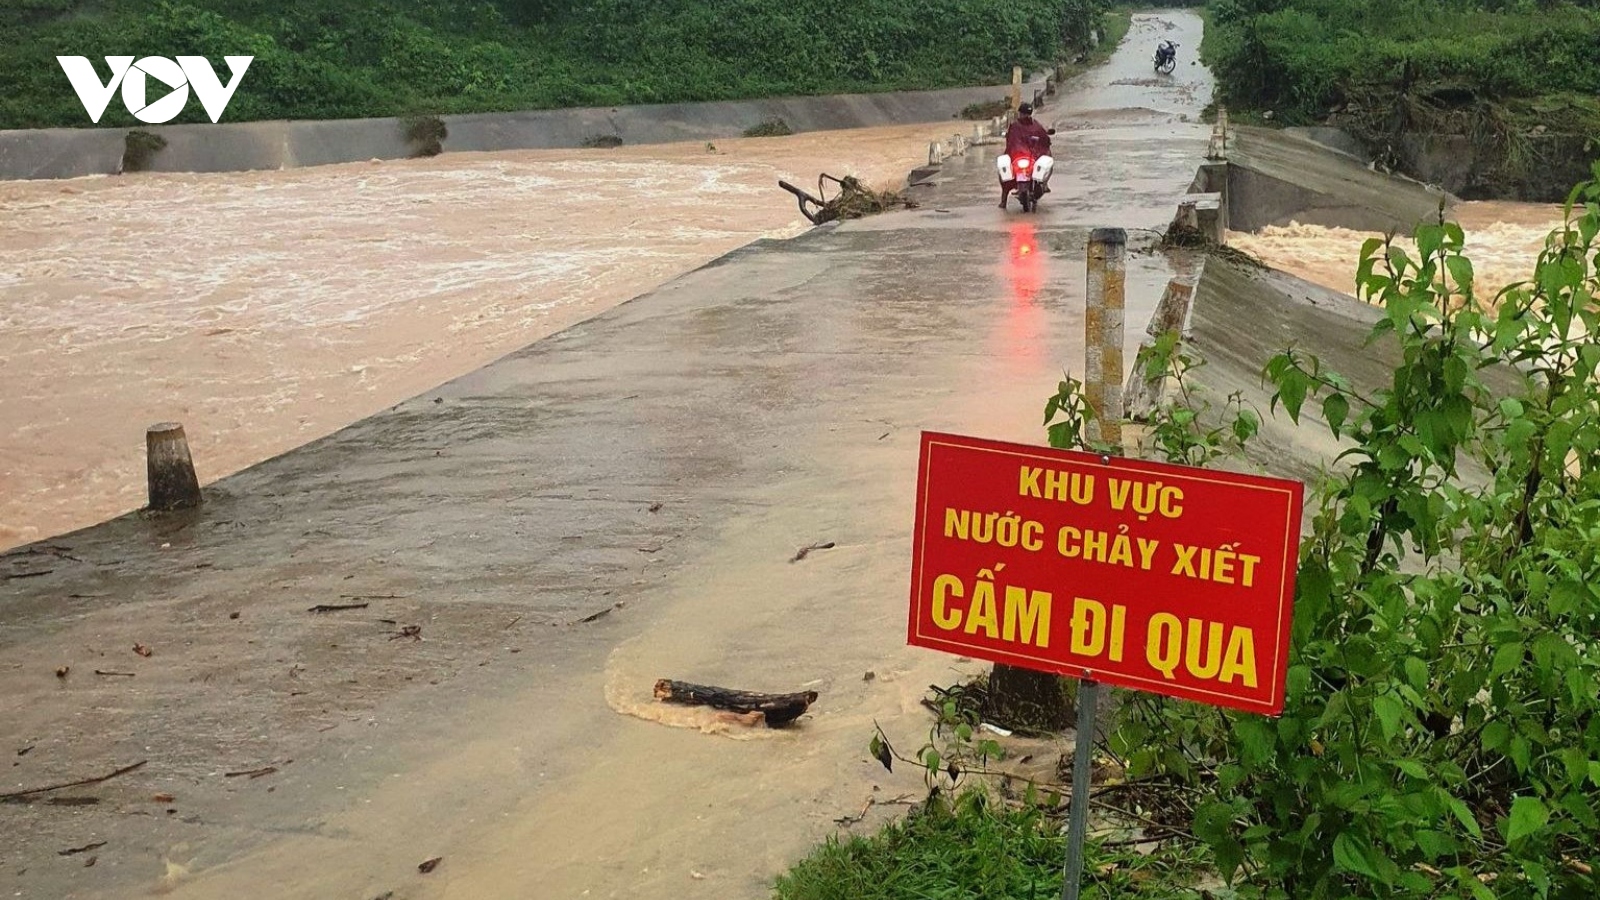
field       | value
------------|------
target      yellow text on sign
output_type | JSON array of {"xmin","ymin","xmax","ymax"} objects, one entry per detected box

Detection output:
[
  {"xmin": 1145, "ymin": 614, "xmax": 1258, "ymax": 687},
  {"xmin": 928, "ymin": 570, "xmax": 1128, "ymax": 660}
]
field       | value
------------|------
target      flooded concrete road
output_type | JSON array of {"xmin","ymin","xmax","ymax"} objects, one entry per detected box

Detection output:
[{"xmin": 1, "ymin": 11, "xmax": 1209, "ymax": 900}]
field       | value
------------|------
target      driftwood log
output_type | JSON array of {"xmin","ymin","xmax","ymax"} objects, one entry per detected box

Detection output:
[
  {"xmin": 653, "ymin": 679, "xmax": 818, "ymax": 728},
  {"xmin": 778, "ymin": 173, "xmax": 916, "ymax": 226}
]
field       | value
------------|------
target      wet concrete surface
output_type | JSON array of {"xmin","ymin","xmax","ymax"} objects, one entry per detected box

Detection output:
[
  {"xmin": 1227, "ymin": 126, "xmax": 1454, "ymax": 233},
  {"xmin": 1, "ymin": 11, "xmax": 1211, "ymax": 899},
  {"xmin": 1175, "ymin": 254, "xmax": 1518, "ymax": 526}
]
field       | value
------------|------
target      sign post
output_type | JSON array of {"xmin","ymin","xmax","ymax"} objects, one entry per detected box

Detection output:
[
  {"xmin": 907, "ymin": 434, "xmax": 1304, "ymax": 892},
  {"xmin": 1063, "ymin": 226, "xmax": 1126, "ymax": 900},
  {"xmin": 1061, "ymin": 676, "xmax": 1097, "ymax": 900},
  {"xmin": 908, "ymin": 226, "xmax": 1302, "ymax": 897}
]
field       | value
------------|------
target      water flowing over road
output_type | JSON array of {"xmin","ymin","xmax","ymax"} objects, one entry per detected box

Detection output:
[
  {"xmin": 0, "ymin": 124, "xmax": 967, "ymax": 552},
  {"xmin": 0, "ymin": 10, "xmax": 1568, "ymax": 900}
]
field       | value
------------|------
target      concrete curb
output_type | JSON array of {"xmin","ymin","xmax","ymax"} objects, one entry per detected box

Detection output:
[
  {"xmin": 0, "ymin": 74, "xmax": 1051, "ymax": 182},
  {"xmin": 1122, "ymin": 104, "xmax": 1481, "ymax": 440}
]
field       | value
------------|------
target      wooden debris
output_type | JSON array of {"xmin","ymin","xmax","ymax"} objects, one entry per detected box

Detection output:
[
  {"xmin": 224, "ymin": 765, "xmax": 279, "ymax": 779},
  {"xmin": 308, "ymin": 603, "xmax": 369, "ymax": 613},
  {"xmin": 576, "ymin": 602, "xmax": 624, "ymax": 625},
  {"xmin": 778, "ymin": 174, "xmax": 917, "ymax": 225},
  {"xmin": 418, "ymin": 857, "xmax": 442, "ymax": 874},
  {"xmin": 653, "ymin": 679, "xmax": 818, "ymax": 728},
  {"xmin": 4, "ymin": 568, "xmax": 54, "ymax": 580},
  {"xmin": 0, "ymin": 760, "xmax": 147, "ymax": 803},
  {"xmin": 790, "ymin": 541, "xmax": 836, "ymax": 563},
  {"xmin": 59, "ymin": 841, "xmax": 106, "ymax": 857}
]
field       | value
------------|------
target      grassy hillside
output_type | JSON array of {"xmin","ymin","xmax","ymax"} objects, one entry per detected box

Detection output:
[
  {"xmin": 0, "ymin": 0, "xmax": 1109, "ymax": 129},
  {"xmin": 1202, "ymin": 0, "xmax": 1600, "ymax": 198}
]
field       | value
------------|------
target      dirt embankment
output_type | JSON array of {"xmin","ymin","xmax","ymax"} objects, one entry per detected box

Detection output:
[{"xmin": 1327, "ymin": 90, "xmax": 1599, "ymax": 202}]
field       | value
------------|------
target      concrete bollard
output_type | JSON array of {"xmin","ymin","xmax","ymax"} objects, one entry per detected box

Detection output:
[
  {"xmin": 1125, "ymin": 279, "xmax": 1197, "ymax": 422},
  {"xmin": 1084, "ymin": 229, "xmax": 1127, "ymax": 450},
  {"xmin": 974, "ymin": 123, "xmax": 985, "ymax": 143},
  {"xmin": 146, "ymin": 422, "xmax": 202, "ymax": 511},
  {"xmin": 929, "ymin": 142, "xmax": 939, "ymax": 165}
]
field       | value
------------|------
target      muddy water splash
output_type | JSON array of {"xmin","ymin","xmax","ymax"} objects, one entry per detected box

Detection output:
[
  {"xmin": 1229, "ymin": 201, "xmax": 1571, "ymax": 302},
  {"xmin": 0, "ymin": 123, "xmax": 959, "ymax": 550}
]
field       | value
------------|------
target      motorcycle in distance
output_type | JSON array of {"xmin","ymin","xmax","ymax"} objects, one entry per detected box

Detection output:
[
  {"xmin": 1000, "ymin": 129, "xmax": 1056, "ymax": 214},
  {"xmin": 1155, "ymin": 39, "xmax": 1178, "ymax": 74}
]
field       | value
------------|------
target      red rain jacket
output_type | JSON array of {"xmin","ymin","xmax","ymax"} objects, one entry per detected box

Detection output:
[{"xmin": 1005, "ymin": 118, "xmax": 1052, "ymax": 158}]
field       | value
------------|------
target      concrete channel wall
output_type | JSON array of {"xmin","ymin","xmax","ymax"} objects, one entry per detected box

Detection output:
[
  {"xmin": 0, "ymin": 74, "xmax": 1058, "ymax": 182},
  {"xmin": 1125, "ymin": 111, "xmax": 1462, "ymax": 447}
]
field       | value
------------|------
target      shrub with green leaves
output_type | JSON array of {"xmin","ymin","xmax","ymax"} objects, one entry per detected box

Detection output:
[
  {"xmin": 1203, "ymin": 0, "xmax": 1600, "ymax": 125},
  {"xmin": 1108, "ymin": 166, "xmax": 1600, "ymax": 898}
]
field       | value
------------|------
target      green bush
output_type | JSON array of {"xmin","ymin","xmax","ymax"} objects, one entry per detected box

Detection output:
[
  {"xmin": 1205, "ymin": 0, "xmax": 1600, "ymax": 124},
  {"xmin": 121, "ymin": 129, "xmax": 167, "ymax": 171},
  {"xmin": 743, "ymin": 117, "xmax": 794, "ymax": 138},
  {"xmin": 1099, "ymin": 168, "xmax": 1600, "ymax": 898}
]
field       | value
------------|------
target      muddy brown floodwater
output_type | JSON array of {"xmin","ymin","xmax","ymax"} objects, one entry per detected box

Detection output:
[
  {"xmin": 0, "ymin": 122, "xmax": 960, "ymax": 551},
  {"xmin": 1229, "ymin": 201, "xmax": 1572, "ymax": 304}
]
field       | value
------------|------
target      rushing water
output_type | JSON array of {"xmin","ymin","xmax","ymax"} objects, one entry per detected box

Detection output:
[
  {"xmin": 1228, "ymin": 201, "xmax": 1572, "ymax": 304},
  {"xmin": 0, "ymin": 123, "xmax": 963, "ymax": 550}
]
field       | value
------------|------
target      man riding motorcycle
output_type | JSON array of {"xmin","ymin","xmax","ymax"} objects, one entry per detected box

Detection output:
[
  {"xmin": 1155, "ymin": 39, "xmax": 1178, "ymax": 72},
  {"xmin": 996, "ymin": 103, "xmax": 1054, "ymax": 209}
]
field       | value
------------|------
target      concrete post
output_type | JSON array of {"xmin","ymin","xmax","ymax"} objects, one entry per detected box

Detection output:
[
  {"xmin": 146, "ymin": 422, "xmax": 202, "ymax": 510},
  {"xmin": 929, "ymin": 142, "xmax": 940, "ymax": 165},
  {"xmin": 1084, "ymin": 229, "xmax": 1126, "ymax": 449},
  {"xmin": 1011, "ymin": 66, "xmax": 1023, "ymax": 111},
  {"xmin": 974, "ymin": 123, "xmax": 985, "ymax": 143}
]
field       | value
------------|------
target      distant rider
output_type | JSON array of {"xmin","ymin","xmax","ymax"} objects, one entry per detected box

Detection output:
[
  {"xmin": 996, "ymin": 103, "xmax": 1054, "ymax": 209},
  {"xmin": 1157, "ymin": 39, "xmax": 1176, "ymax": 65}
]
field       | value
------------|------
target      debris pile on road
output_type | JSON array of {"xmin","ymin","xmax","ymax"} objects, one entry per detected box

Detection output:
[{"xmin": 778, "ymin": 174, "xmax": 918, "ymax": 225}]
